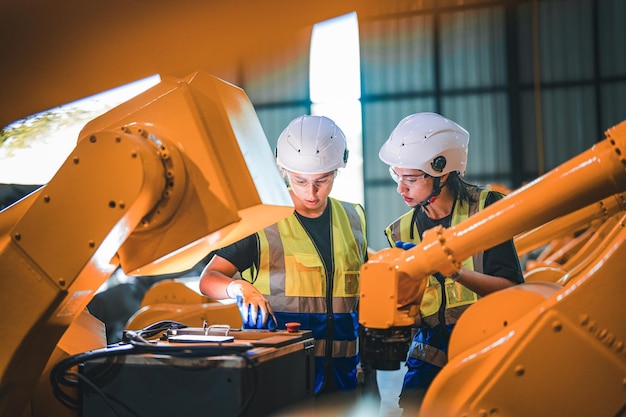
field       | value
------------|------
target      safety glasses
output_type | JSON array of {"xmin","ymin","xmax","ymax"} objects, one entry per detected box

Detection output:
[
  {"xmin": 287, "ymin": 171, "xmax": 336, "ymax": 189},
  {"xmin": 389, "ymin": 167, "xmax": 429, "ymax": 187}
]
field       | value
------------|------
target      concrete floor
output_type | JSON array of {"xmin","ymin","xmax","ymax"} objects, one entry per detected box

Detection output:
[{"xmin": 270, "ymin": 364, "xmax": 411, "ymax": 417}]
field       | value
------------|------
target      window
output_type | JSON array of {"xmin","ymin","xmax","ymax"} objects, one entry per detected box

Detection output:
[
  {"xmin": 310, "ymin": 12, "xmax": 363, "ymax": 206},
  {"xmin": 0, "ymin": 75, "xmax": 160, "ymax": 184}
]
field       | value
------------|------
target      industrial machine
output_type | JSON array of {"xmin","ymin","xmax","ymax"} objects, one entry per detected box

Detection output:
[
  {"xmin": 53, "ymin": 325, "xmax": 315, "ymax": 417},
  {"xmin": 515, "ymin": 192, "xmax": 626, "ymax": 282},
  {"xmin": 124, "ymin": 279, "xmax": 242, "ymax": 331},
  {"xmin": 0, "ymin": 71, "xmax": 299, "ymax": 417},
  {"xmin": 359, "ymin": 121, "xmax": 626, "ymax": 416}
]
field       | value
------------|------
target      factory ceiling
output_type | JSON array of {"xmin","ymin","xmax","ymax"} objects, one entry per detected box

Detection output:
[{"xmin": 0, "ymin": 0, "xmax": 382, "ymax": 128}]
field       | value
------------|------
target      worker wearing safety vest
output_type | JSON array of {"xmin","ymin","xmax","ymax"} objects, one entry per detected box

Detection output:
[
  {"xmin": 199, "ymin": 115, "xmax": 369, "ymax": 396},
  {"xmin": 378, "ymin": 112, "xmax": 524, "ymax": 411}
]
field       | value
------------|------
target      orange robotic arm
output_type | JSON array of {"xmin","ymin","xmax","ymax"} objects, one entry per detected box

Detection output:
[
  {"xmin": 361, "ymin": 121, "xmax": 626, "ymax": 332},
  {"xmin": 514, "ymin": 192, "xmax": 626, "ymax": 258},
  {"xmin": 0, "ymin": 71, "xmax": 293, "ymax": 417},
  {"xmin": 359, "ymin": 120, "xmax": 626, "ymax": 416}
]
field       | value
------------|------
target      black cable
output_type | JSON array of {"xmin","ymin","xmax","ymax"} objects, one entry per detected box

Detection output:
[
  {"xmin": 50, "ymin": 343, "xmax": 135, "ymax": 410},
  {"xmin": 50, "ymin": 320, "xmax": 259, "ymax": 417},
  {"xmin": 69, "ymin": 371, "xmax": 139, "ymax": 417},
  {"xmin": 121, "ymin": 319, "xmax": 188, "ymax": 342}
]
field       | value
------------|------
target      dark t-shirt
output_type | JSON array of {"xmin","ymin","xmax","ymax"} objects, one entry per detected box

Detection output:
[
  {"xmin": 213, "ymin": 203, "xmax": 334, "ymax": 281},
  {"xmin": 415, "ymin": 191, "xmax": 524, "ymax": 284}
]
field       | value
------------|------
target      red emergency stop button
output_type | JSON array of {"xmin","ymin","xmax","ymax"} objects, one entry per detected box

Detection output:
[{"xmin": 285, "ymin": 322, "xmax": 301, "ymax": 333}]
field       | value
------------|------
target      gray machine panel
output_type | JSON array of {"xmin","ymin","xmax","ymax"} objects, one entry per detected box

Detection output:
[{"xmin": 79, "ymin": 329, "xmax": 315, "ymax": 417}]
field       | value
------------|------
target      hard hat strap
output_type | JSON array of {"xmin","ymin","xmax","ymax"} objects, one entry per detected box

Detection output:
[{"xmin": 409, "ymin": 176, "xmax": 445, "ymax": 239}]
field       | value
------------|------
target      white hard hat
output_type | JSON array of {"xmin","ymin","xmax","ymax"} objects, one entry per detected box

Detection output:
[
  {"xmin": 276, "ymin": 115, "xmax": 348, "ymax": 174},
  {"xmin": 379, "ymin": 112, "xmax": 469, "ymax": 176}
]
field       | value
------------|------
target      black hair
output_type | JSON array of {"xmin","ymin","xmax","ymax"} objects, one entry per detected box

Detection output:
[{"xmin": 444, "ymin": 171, "xmax": 478, "ymax": 205}]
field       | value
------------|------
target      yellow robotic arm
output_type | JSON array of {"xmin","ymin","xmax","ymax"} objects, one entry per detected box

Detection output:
[
  {"xmin": 514, "ymin": 192, "xmax": 626, "ymax": 258},
  {"xmin": 0, "ymin": 71, "xmax": 294, "ymax": 417},
  {"xmin": 360, "ymin": 120, "xmax": 626, "ymax": 332},
  {"xmin": 359, "ymin": 120, "xmax": 626, "ymax": 416}
]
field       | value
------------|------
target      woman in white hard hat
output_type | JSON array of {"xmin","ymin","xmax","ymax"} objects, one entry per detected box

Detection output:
[
  {"xmin": 199, "ymin": 115, "xmax": 369, "ymax": 397},
  {"xmin": 378, "ymin": 112, "xmax": 524, "ymax": 410}
]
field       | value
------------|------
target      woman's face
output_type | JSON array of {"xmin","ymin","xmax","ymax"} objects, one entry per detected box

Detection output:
[
  {"xmin": 286, "ymin": 170, "xmax": 337, "ymax": 217},
  {"xmin": 389, "ymin": 166, "xmax": 433, "ymax": 207}
]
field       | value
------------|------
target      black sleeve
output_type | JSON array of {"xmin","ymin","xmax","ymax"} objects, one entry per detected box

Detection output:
[
  {"xmin": 482, "ymin": 191, "xmax": 525, "ymax": 284},
  {"xmin": 212, "ymin": 233, "xmax": 258, "ymax": 273}
]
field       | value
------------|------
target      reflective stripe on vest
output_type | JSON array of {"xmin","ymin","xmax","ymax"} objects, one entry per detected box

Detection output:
[
  {"xmin": 314, "ymin": 338, "xmax": 358, "ymax": 358},
  {"xmin": 244, "ymin": 198, "xmax": 367, "ymax": 315},
  {"xmin": 384, "ymin": 187, "xmax": 490, "ymax": 327},
  {"xmin": 411, "ymin": 342, "xmax": 448, "ymax": 368}
]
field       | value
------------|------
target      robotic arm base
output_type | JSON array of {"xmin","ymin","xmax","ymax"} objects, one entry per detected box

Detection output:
[{"xmin": 359, "ymin": 325, "xmax": 412, "ymax": 371}]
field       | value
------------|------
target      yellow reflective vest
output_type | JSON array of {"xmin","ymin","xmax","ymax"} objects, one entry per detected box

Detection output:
[
  {"xmin": 384, "ymin": 187, "xmax": 490, "ymax": 327},
  {"xmin": 243, "ymin": 198, "xmax": 367, "ymax": 392},
  {"xmin": 247, "ymin": 198, "xmax": 366, "ymax": 314}
]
